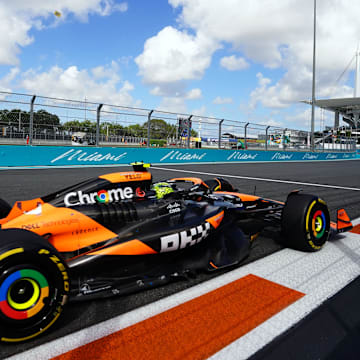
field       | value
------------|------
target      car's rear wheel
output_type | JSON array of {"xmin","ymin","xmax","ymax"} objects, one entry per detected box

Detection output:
[
  {"xmin": 0, "ymin": 198, "xmax": 11, "ymax": 219},
  {"xmin": 281, "ymin": 192, "xmax": 330, "ymax": 252},
  {"xmin": 0, "ymin": 229, "xmax": 69, "ymax": 342}
]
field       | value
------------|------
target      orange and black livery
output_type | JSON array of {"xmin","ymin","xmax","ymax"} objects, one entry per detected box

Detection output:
[{"xmin": 0, "ymin": 162, "xmax": 353, "ymax": 342}]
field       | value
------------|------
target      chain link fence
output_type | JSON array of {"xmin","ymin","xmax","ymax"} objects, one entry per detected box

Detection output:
[{"xmin": 0, "ymin": 91, "xmax": 357, "ymax": 152}]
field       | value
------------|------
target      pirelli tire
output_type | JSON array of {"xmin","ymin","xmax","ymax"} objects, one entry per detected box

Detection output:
[
  {"xmin": 0, "ymin": 198, "xmax": 11, "ymax": 219},
  {"xmin": 281, "ymin": 193, "xmax": 330, "ymax": 252},
  {"xmin": 0, "ymin": 229, "xmax": 70, "ymax": 342}
]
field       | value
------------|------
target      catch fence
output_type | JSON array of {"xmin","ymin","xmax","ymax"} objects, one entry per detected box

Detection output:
[{"xmin": 0, "ymin": 91, "xmax": 356, "ymax": 152}]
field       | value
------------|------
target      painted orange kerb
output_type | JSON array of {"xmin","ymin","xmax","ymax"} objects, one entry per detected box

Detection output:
[
  {"xmin": 54, "ymin": 274, "xmax": 304, "ymax": 360},
  {"xmin": 351, "ymin": 224, "xmax": 360, "ymax": 234}
]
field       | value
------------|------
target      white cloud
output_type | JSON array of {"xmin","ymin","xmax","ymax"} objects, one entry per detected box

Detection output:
[
  {"xmin": 186, "ymin": 88, "xmax": 202, "ymax": 100},
  {"xmin": 155, "ymin": 91, "xmax": 203, "ymax": 114},
  {"xmin": 258, "ymin": 119, "xmax": 283, "ymax": 128},
  {"xmin": 220, "ymin": 55, "xmax": 249, "ymax": 71},
  {"xmin": 0, "ymin": 67, "xmax": 20, "ymax": 92},
  {"xmin": 151, "ymin": 87, "xmax": 201, "ymax": 114},
  {"xmin": 158, "ymin": 96, "xmax": 188, "ymax": 114},
  {"xmin": 165, "ymin": 0, "xmax": 360, "ymax": 115},
  {"xmin": 170, "ymin": 0, "xmax": 360, "ymax": 69},
  {"xmin": 91, "ymin": 61, "xmax": 120, "ymax": 79},
  {"xmin": 191, "ymin": 105, "xmax": 207, "ymax": 116},
  {"xmin": 213, "ymin": 96, "xmax": 233, "ymax": 104},
  {"xmin": 284, "ymin": 106, "xmax": 338, "ymax": 130},
  {"xmin": 135, "ymin": 26, "xmax": 218, "ymax": 86},
  {"xmin": 0, "ymin": 1, "xmax": 128, "ymax": 65},
  {"xmin": 250, "ymin": 63, "xmax": 354, "ymax": 111},
  {"xmin": 20, "ymin": 62, "xmax": 137, "ymax": 107},
  {"xmin": 149, "ymin": 83, "xmax": 202, "ymax": 101}
]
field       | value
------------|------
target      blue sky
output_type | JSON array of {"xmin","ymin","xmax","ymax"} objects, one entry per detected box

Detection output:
[{"xmin": 0, "ymin": 0, "xmax": 359, "ymax": 131}]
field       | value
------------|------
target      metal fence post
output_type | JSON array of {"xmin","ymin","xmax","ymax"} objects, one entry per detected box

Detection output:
[
  {"xmin": 283, "ymin": 128, "xmax": 287, "ymax": 151},
  {"xmin": 244, "ymin": 123, "xmax": 249, "ymax": 149},
  {"xmin": 96, "ymin": 104, "xmax": 103, "ymax": 146},
  {"xmin": 218, "ymin": 119, "xmax": 224, "ymax": 149},
  {"xmin": 356, "ymin": 119, "xmax": 359, "ymax": 152},
  {"xmin": 147, "ymin": 110, "xmax": 153, "ymax": 148},
  {"xmin": 340, "ymin": 134, "xmax": 343, "ymax": 152},
  {"xmin": 29, "ymin": 95, "xmax": 36, "ymax": 145},
  {"xmin": 187, "ymin": 115, "xmax": 193, "ymax": 149},
  {"xmin": 265, "ymin": 126, "xmax": 270, "ymax": 151}
]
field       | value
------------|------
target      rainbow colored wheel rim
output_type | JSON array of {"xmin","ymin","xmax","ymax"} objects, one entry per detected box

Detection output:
[
  {"xmin": 0, "ymin": 269, "xmax": 49, "ymax": 320},
  {"xmin": 312, "ymin": 210, "xmax": 326, "ymax": 239}
]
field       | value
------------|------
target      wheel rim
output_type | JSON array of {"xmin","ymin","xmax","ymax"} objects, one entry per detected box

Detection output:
[
  {"xmin": 312, "ymin": 209, "xmax": 326, "ymax": 239},
  {"xmin": 0, "ymin": 269, "xmax": 49, "ymax": 320}
]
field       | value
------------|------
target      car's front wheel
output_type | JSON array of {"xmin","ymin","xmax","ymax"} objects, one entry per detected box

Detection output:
[{"xmin": 281, "ymin": 192, "xmax": 330, "ymax": 252}]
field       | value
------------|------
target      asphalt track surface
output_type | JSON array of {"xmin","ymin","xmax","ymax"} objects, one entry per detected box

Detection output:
[{"xmin": 0, "ymin": 160, "xmax": 360, "ymax": 359}]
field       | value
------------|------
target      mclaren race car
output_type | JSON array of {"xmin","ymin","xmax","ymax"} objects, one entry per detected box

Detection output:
[{"xmin": 0, "ymin": 163, "xmax": 353, "ymax": 342}]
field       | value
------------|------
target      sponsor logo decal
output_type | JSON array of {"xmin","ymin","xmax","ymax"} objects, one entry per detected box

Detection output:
[
  {"xmin": 160, "ymin": 150, "xmax": 207, "ymax": 162},
  {"xmin": 136, "ymin": 187, "xmax": 146, "ymax": 197},
  {"xmin": 227, "ymin": 152, "xmax": 258, "ymax": 161},
  {"xmin": 20, "ymin": 219, "xmax": 80, "ymax": 230},
  {"xmin": 51, "ymin": 149, "xmax": 127, "ymax": 164},
  {"xmin": 96, "ymin": 190, "xmax": 109, "ymax": 203},
  {"xmin": 38, "ymin": 250, "xmax": 69, "ymax": 292},
  {"xmin": 124, "ymin": 173, "xmax": 143, "ymax": 180},
  {"xmin": 160, "ymin": 222, "xmax": 210, "ymax": 253},
  {"xmin": 326, "ymin": 154, "xmax": 338, "ymax": 159},
  {"xmin": 302, "ymin": 153, "xmax": 319, "ymax": 160},
  {"xmin": 271, "ymin": 152, "xmax": 293, "ymax": 160},
  {"xmin": 167, "ymin": 202, "xmax": 181, "ymax": 214},
  {"xmin": 21, "ymin": 223, "xmax": 40, "ymax": 230},
  {"xmin": 72, "ymin": 227, "xmax": 99, "ymax": 236},
  {"xmin": 42, "ymin": 219, "xmax": 79, "ymax": 227},
  {"xmin": 64, "ymin": 187, "xmax": 133, "ymax": 207}
]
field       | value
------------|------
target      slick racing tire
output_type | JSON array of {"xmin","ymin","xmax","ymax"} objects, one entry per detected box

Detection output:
[
  {"xmin": 0, "ymin": 198, "xmax": 11, "ymax": 219},
  {"xmin": 0, "ymin": 229, "xmax": 70, "ymax": 342},
  {"xmin": 281, "ymin": 193, "xmax": 330, "ymax": 252}
]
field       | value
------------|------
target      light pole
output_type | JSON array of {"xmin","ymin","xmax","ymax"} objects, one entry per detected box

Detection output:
[
  {"xmin": 96, "ymin": 103, "xmax": 103, "ymax": 146},
  {"xmin": 311, "ymin": 0, "xmax": 317, "ymax": 151}
]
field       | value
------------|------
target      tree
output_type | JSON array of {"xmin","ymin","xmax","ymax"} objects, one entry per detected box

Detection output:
[
  {"xmin": 126, "ymin": 124, "xmax": 146, "ymax": 137},
  {"xmin": 62, "ymin": 120, "xmax": 96, "ymax": 133},
  {"xmin": 0, "ymin": 107, "xmax": 198, "ymax": 139},
  {"xmin": 143, "ymin": 118, "xmax": 189, "ymax": 139},
  {"xmin": 0, "ymin": 109, "xmax": 60, "ymax": 130},
  {"xmin": 34, "ymin": 110, "xmax": 60, "ymax": 126}
]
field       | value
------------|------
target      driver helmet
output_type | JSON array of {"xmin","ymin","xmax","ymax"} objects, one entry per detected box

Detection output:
[{"xmin": 152, "ymin": 182, "xmax": 174, "ymax": 199}]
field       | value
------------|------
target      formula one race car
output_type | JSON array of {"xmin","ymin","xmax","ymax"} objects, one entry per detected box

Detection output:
[{"xmin": 0, "ymin": 163, "xmax": 353, "ymax": 342}]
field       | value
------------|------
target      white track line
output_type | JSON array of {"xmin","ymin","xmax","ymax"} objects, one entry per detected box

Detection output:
[{"xmin": 152, "ymin": 166, "xmax": 360, "ymax": 192}]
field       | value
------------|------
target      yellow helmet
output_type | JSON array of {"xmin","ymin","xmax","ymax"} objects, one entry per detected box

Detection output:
[{"xmin": 152, "ymin": 182, "xmax": 174, "ymax": 199}]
